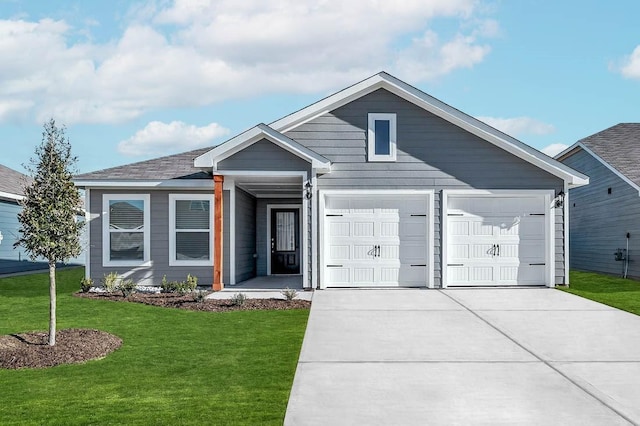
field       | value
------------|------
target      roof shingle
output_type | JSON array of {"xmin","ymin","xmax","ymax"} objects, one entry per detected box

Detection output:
[
  {"xmin": 577, "ymin": 123, "xmax": 640, "ymax": 187},
  {"xmin": 74, "ymin": 147, "xmax": 212, "ymax": 181},
  {"xmin": 0, "ymin": 164, "xmax": 29, "ymax": 197}
]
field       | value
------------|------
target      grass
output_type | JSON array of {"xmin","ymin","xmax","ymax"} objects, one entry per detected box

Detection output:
[
  {"xmin": 0, "ymin": 268, "xmax": 309, "ymax": 425},
  {"xmin": 558, "ymin": 270, "xmax": 640, "ymax": 316}
]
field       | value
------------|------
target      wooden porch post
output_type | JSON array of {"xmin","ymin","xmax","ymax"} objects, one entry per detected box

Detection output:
[{"xmin": 213, "ymin": 175, "xmax": 224, "ymax": 291}]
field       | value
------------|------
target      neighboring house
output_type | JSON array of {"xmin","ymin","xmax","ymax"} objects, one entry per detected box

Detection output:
[
  {"xmin": 556, "ymin": 123, "xmax": 640, "ymax": 278},
  {"xmin": 74, "ymin": 72, "xmax": 588, "ymax": 290},
  {"xmin": 0, "ymin": 164, "xmax": 85, "ymax": 275}
]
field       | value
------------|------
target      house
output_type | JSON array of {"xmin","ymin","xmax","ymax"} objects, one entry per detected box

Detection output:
[
  {"xmin": 74, "ymin": 72, "xmax": 588, "ymax": 290},
  {"xmin": 556, "ymin": 123, "xmax": 640, "ymax": 278}
]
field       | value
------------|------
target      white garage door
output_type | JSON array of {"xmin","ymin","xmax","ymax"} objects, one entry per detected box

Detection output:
[
  {"xmin": 446, "ymin": 195, "xmax": 549, "ymax": 286},
  {"xmin": 323, "ymin": 195, "xmax": 429, "ymax": 287}
]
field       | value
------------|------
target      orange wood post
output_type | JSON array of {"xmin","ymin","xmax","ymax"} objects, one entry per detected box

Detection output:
[{"xmin": 213, "ymin": 175, "xmax": 224, "ymax": 291}]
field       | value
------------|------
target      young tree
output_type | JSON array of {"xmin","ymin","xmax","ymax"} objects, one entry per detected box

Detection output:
[{"xmin": 15, "ymin": 119, "xmax": 84, "ymax": 346}]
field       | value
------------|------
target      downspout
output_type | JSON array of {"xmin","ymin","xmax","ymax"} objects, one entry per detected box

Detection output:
[{"xmin": 213, "ymin": 175, "xmax": 224, "ymax": 291}]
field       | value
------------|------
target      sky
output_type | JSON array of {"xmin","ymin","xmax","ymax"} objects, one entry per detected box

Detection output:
[{"xmin": 1, "ymin": 0, "xmax": 639, "ymax": 175}]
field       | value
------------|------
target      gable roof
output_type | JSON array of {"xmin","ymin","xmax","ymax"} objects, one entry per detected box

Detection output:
[
  {"xmin": 556, "ymin": 123, "xmax": 640, "ymax": 192},
  {"xmin": 271, "ymin": 71, "xmax": 588, "ymax": 187},
  {"xmin": 74, "ymin": 147, "xmax": 212, "ymax": 187},
  {"xmin": 194, "ymin": 123, "xmax": 331, "ymax": 172},
  {"xmin": 0, "ymin": 164, "xmax": 29, "ymax": 201}
]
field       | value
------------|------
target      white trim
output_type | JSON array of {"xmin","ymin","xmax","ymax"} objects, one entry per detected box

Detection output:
[
  {"xmin": 441, "ymin": 189, "xmax": 555, "ymax": 288},
  {"xmin": 367, "ymin": 113, "xmax": 397, "ymax": 162},
  {"xmin": 0, "ymin": 191, "xmax": 23, "ymax": 201},
  {"xmin": 564, "ymin": 180, "xmax": 570, "ymax": 285},
  {"xmin": 76, "ymin": 180, "xmax": 214, "ymax": 189},
  {"xmin": 84, "ymin": 188, "xmax": 91, "ymax": 280},
  {"xmin": 270, "ymin": 72, "xmax": 587, "ymax": 186},
  {"xmin": 194, "ymin": 124, "xmax": 331, "ymax": 173},
  {"xmin": 168, "ymin": 194, "xmax": 214, "ymax": 267},
  {"xmin": 310, "ymin": 172, "xmax": 318, "ymax": 289},
  {"xmin": 213, "ymin": 170, "xmax": 307, "ymax": 177},
  {"xmin": 229, "ymin": 185, "xmax": 236, "ymax": 285},
  {"xmin": 266, "ymin": 204, "xmax": 303, "ymax": 277},
  {"xmin": 102, "ymin": 194, "xmax": 151, "ymax": 268},
  {"xmin": 318, "ymin": 189, "xmax": 434, "ymax": 289},
  {"xmin": 302, "ymin": 187, "xmax": 310, "ymax": 289},
  {"xmin": 557, "ymin": 142, "xmax": 639, "ymax": 195}
]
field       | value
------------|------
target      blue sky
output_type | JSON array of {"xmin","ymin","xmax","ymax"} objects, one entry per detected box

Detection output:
[{"xmin": 1, "ymin": 0, "xmax": 639, "ymax": 175}]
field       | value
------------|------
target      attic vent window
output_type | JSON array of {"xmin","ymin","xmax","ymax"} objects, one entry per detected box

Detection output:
[
  {"xmin": 608, "ymin": 187, "xmax": 612, "ymax": 194},
  {"xmin": 367, "ymin": 113, "xmax": 396, "ymax": 162}
]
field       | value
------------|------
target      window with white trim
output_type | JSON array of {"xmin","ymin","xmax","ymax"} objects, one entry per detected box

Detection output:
[
  {"xmin": 367, "ymin": 113, "xmax": 397, "ymax": 161},
  {"xmin": 169, "ymin": 194, "xmax": 214, "ymax": 266},
  {"xmin": 102, "ymin": 194, "xmax": 150, "ymax": 267}
]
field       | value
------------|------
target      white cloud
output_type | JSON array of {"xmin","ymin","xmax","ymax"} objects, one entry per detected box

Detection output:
[
  {"xmin": 0, "ymin": 1, "xmax": 498, "ymax": 125},
  {"xmin": 541, "ymin": 143, "xmax": 569, "ymax": 157},
  {"xmin": 476, "ymin": 116, "xmax": 555, "ymax": 137},
  {"xmin": 117, "ymin": 121, "xmax": 230, "ymax": 156},
  {"xmin": 619, "ymin": 45, "xmax": 640, "ymax": 79}
]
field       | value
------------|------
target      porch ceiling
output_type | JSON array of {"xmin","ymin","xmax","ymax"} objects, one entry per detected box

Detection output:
[{"xmin": 234, "ymin": 176, "xmax": 302, "ymax": 198}]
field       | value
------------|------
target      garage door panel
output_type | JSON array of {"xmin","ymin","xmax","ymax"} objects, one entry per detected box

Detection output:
[
  {"xmin": 446, "ymin": 194, "xmax": 549, "ymax": 287},
  {"xmin": 324, "ymin": 194, "xmax": 429, "ymax": 287}
]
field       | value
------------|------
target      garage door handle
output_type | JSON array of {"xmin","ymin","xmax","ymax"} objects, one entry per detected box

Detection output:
[
  {"xmin": 448, "ymin": 264, "xmax": 464, "ymax": 266},
  {"xmin": 327, "ymin": 264, "xmax": 343, "ymax": 268},
  {"xmin": 529, "ymin": 263, "xmax": 545, "ymax": 266}
]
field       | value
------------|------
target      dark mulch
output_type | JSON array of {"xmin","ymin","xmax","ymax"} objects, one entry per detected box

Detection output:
[
  {"xmin": 75, "ymin": 291, "xmax": 312, "ymax": 311},
  {"xmin": 0, "ymin": 329, "xmax": 122, "ymax": 370}
]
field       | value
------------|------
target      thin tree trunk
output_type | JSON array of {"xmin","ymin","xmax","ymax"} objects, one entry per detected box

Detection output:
[{"xmin": 48, "ymin": 262, "xmax": 56, "ymax": 346}]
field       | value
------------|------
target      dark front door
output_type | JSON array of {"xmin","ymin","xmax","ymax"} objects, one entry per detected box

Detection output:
[{"xmin": 271, "ymin": 209, "xmax": 300, "ymax": 274}]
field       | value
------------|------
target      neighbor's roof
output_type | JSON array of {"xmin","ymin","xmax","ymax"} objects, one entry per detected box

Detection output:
[
  {"xmin": 0, "ymin": 164, "xmax": 29, "ymax": 200},
  {"xmin": 74, "ymin": 147, "xmax": 212, "ymax": 186},
  {"xmin": 557, "ymin": 123, "xmax": 640, "ymax": 189}
]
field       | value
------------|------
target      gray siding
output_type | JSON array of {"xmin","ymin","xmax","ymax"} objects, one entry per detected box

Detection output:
[
  {"xmin": 89, "ymin": 189, "xmax": 218, "ymax": 286},
  {"xmin": 218, "ymin": 138, "xmax": 311, "ymax": 172},
  {"xmin": 562, "ymin": 149, "xmax": 640, "ymax": 278},
  {"xmin": 235, "ymin": 188, "xmax": 256, "ymax": 282},
  {"xmin": 287, "ymin": 88, "xmax": 565, "ymax": 287}
]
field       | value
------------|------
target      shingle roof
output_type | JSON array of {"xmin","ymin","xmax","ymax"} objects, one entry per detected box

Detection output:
[
  {"xmin": 577, "ymin": 123, "xmax": 640, "ymax": 186},
  {"xmin": 74, "ymin": 147, "xmax": 212, "ymax": 181},
  {"xmin": 0, "ymin": 164, "xmax": 29, "ymax": 197}
]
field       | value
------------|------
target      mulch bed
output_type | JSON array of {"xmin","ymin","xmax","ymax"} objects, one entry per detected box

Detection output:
[
  {"xmin": 74, "ymin": 291, "xmax": 312, "ymax": 311},
  {"xmin": 0, "ymin": 329, "xmax": 122, "ymax": 370}
]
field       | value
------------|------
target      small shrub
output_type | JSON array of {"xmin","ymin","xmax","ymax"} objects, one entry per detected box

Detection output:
[
  {"xmin": 281, "ymin": 287, "xmax": 298, "ymax": 301},
  {"xmin": 160, "ymin": 275, "xmax": 173, "ymax": 293},
  {"xmin": 186, "ymin": 274, "xmax": 198, "ymax": 292},
  {"xmin": 118, "ymin": 279, "xmax": 137, "ymax": 297},
  {"xmin": 230, "ymin": 293, "xmax": 247, "ymax": 306},
  {"xmin": 102, "ymin": 272, "xmax": 119, "ymax": 293},
  {"xmin": 193, "ymin": 289, "xmax": 208, "ymax": 303},
  {"xmin": 80, "ymin": 277, "xmax": 94, "ymax": 293}
]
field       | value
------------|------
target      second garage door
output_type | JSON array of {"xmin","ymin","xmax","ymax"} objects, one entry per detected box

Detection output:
[
  {"xmin": 323, "ymin": 194, "xmax": 430, "ymax": 288},
  {"xmin": 445, "ymin": 193, "xmax": 551, "ymax": 287}
]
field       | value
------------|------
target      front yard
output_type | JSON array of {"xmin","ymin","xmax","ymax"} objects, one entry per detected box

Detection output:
[
  {"xmin": 0, "ymin": 268, "xmax": 309, "ymax": 425},
  {"xmin": 559, "ymin": 270, "xmax": 640, "ymax": 315}
]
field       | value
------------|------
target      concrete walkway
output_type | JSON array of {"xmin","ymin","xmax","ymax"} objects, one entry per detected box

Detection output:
[{"xmin": 285, "ymin": 288, "xmax": 640, "ymax": 425}]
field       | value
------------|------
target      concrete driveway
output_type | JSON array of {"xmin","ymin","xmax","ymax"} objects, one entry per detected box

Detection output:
[{"xmin": 284, "ymin": 289, "xmax": 640, "ymax": 425}]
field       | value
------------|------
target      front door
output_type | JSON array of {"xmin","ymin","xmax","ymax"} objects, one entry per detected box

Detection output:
[{"xmin": 271, "ymin": 209, "xmax": 300, "ymax": 274}]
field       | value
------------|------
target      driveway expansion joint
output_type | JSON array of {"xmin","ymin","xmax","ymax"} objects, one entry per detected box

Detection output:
[{"xmin": 439, "ymin": 289, "xmax": 638, "ymax": 425}]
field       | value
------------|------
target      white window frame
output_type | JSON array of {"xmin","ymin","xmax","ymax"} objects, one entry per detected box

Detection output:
[
  {"xmin": 169, "ymin": 194, "xmax": 214, "ymax": 267},
  {"xmin": 367, "ymin": 113, "xmax": 397, "ymax": 162},
  {"xmin": 102, "ymin": 194, "xmax": 151, "ymax": 267}
]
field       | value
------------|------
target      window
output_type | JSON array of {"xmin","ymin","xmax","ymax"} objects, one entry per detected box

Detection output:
[
  {"xmin": 102, "ymin": 194, "xmax": 150, "ymax": 267},
  {"xmin": 368, "ymin": 113, "xmax": 397, "ymax": 161},
  {"xmin": 169, "ymin": 194, "xmax": 214, "ymax": 266}
]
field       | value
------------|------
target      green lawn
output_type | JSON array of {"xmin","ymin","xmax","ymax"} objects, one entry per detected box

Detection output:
[
  {"xmin": 0, "ymin": 268, "xmax": 309, "ymax": 425},
  {"xmin": 558, "ymin": 270, "xmax": 640, "ymax": 316}
]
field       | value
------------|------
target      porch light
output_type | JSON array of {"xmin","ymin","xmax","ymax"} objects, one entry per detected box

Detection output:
[
  {"xmin": 304, "ymin": 180, "xmax": 313, "ymax": 199},
  {"xmin": 554, "ymin": 191, "xmax": 565, "ymax": 208}
]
